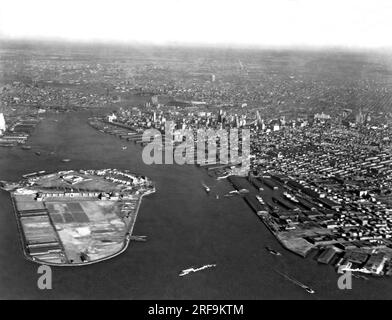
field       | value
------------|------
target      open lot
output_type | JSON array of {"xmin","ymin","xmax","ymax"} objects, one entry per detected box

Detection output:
[{"xmin": 45, "ymin": 199, "xmax": 126, "ymax": 263}]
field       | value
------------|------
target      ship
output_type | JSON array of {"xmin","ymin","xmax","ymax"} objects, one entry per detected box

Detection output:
[
  {"xmin": 238, "ymin": 188, "xmax": 249, "ymax": 194},
  {"xmin": 256, "ymin": 195, "xmax": 265, "ymax": 205},
  {"xmin": 61, "ymin": 159, "xmax": 71, "ymax": 163},
  {"xmin": 227, "ymin": 189, "xmax": 249, "ymax": 196},
  {"xmin": 275, "ymin": 270, "xmax": 315, "ymax": 294},
  {"xmin": 35, "ymin": 151, "xmax": 41, "ymax": 156},
  {"xmin": 179, "ymin": 264, "xmax": 216, "ymax": 277},
  {"xmin": 21, "ymin": 145, "xmax": 32, "ymax": 150},
  {"xmin": 202, "ymin": 183, "xmax": 210, "ymax": 193},
  {"xmin": 122, "ymin": 146, "xmax": 127, "ymax": 150},
  {"xmin": 266, "ymin": 246, "xmax": 281, "ymax": 256},
  {"xmin": 283, "ymin": 191, "xmax": 299, "ymax": 203},
  {"xmin": 21, "ymin": 171, "xmax": 45, "ymax": 178}
]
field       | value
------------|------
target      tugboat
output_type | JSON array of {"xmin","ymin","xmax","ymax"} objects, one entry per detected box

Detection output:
[{"xmin": 266, "ymin": 246, "xmax": 281, "ymax": 256}]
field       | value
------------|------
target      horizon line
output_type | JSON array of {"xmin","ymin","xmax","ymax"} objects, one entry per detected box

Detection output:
[{"xmin": 1, "ymin": 36, "xmax": 392, "ymax": 54}]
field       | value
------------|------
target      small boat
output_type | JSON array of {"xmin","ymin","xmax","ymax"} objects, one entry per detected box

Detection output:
[
  {"xmin": 275, "ymin": 270, "xmax": 315, "ymax": 294},
  {"xmin": 202, "ymin": 183, "xmax": 210, "ymax": 193},
  {"xmin": 128, "ymin": 235, "xmax": 147, "ymax": 242},
  {"xmin": 304, "ymin": 287, "xmax": 315, "ymax": 294},
  {"xmin": 179, "ymin": 264, "xmax": 216, "ymax": 277},
  {"xmin": 266, "ymin": 246, "xmax": 281, "ymax": 256}
]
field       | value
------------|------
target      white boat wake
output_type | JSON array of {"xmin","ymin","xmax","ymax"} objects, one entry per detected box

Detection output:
[{"xmin": 179, "ymin": 264, "xmax": 216, "ymax": 277}]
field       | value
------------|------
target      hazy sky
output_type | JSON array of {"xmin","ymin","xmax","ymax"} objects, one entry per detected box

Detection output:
[{"xmin": 0, "ymin": 0, "xmax": 391, "ymax": 48}]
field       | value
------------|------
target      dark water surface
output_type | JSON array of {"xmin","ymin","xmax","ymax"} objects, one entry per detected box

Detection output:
[{"xmin": 0, "ymin": 109, "xmax": 389, "ymax": 299}]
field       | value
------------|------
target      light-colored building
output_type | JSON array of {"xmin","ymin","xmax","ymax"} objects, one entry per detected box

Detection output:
[{"xmin": 0, "ymin": 113, "xmax": 6, "ymax": 135}]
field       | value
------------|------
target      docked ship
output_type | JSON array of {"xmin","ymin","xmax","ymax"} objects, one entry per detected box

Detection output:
[
  {"xmin": 283, "ymin": 191, "xmax": 299, "ymax": 203},
  {"xmin": 352, "ymin": 273, "xmax": 369, "ymax": 280},
  {"xmin": 22, "ymin": 170, "xmax": 46, "ymax": 179},
  {"xmin": 256, "ymin": 195, "xmax": 265, "ymax": 205}
]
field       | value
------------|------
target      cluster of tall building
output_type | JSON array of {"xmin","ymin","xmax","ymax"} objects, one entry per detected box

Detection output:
[{"xmin": 217, "ymin": 109, "xmax": 247, "ymax": 128}]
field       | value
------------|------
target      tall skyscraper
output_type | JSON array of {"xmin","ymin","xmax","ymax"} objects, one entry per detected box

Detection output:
[
  {"xmin": 256, "ymin": 110, "xmax": 262, "ymax": 126},
  {"xmin": 356, "ymin": 108, "xmax": 365, "ymax": 124}
]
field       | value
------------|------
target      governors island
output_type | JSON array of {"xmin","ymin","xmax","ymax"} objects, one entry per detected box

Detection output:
[{"xmin": 0, "ymin": 169, "xmax": 155, "ymax": 266}]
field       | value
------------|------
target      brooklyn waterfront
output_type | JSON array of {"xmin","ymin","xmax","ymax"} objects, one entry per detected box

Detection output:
[{"xmin": 0, "ymin": 108, "xmax": 388, "ymax": 300}]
